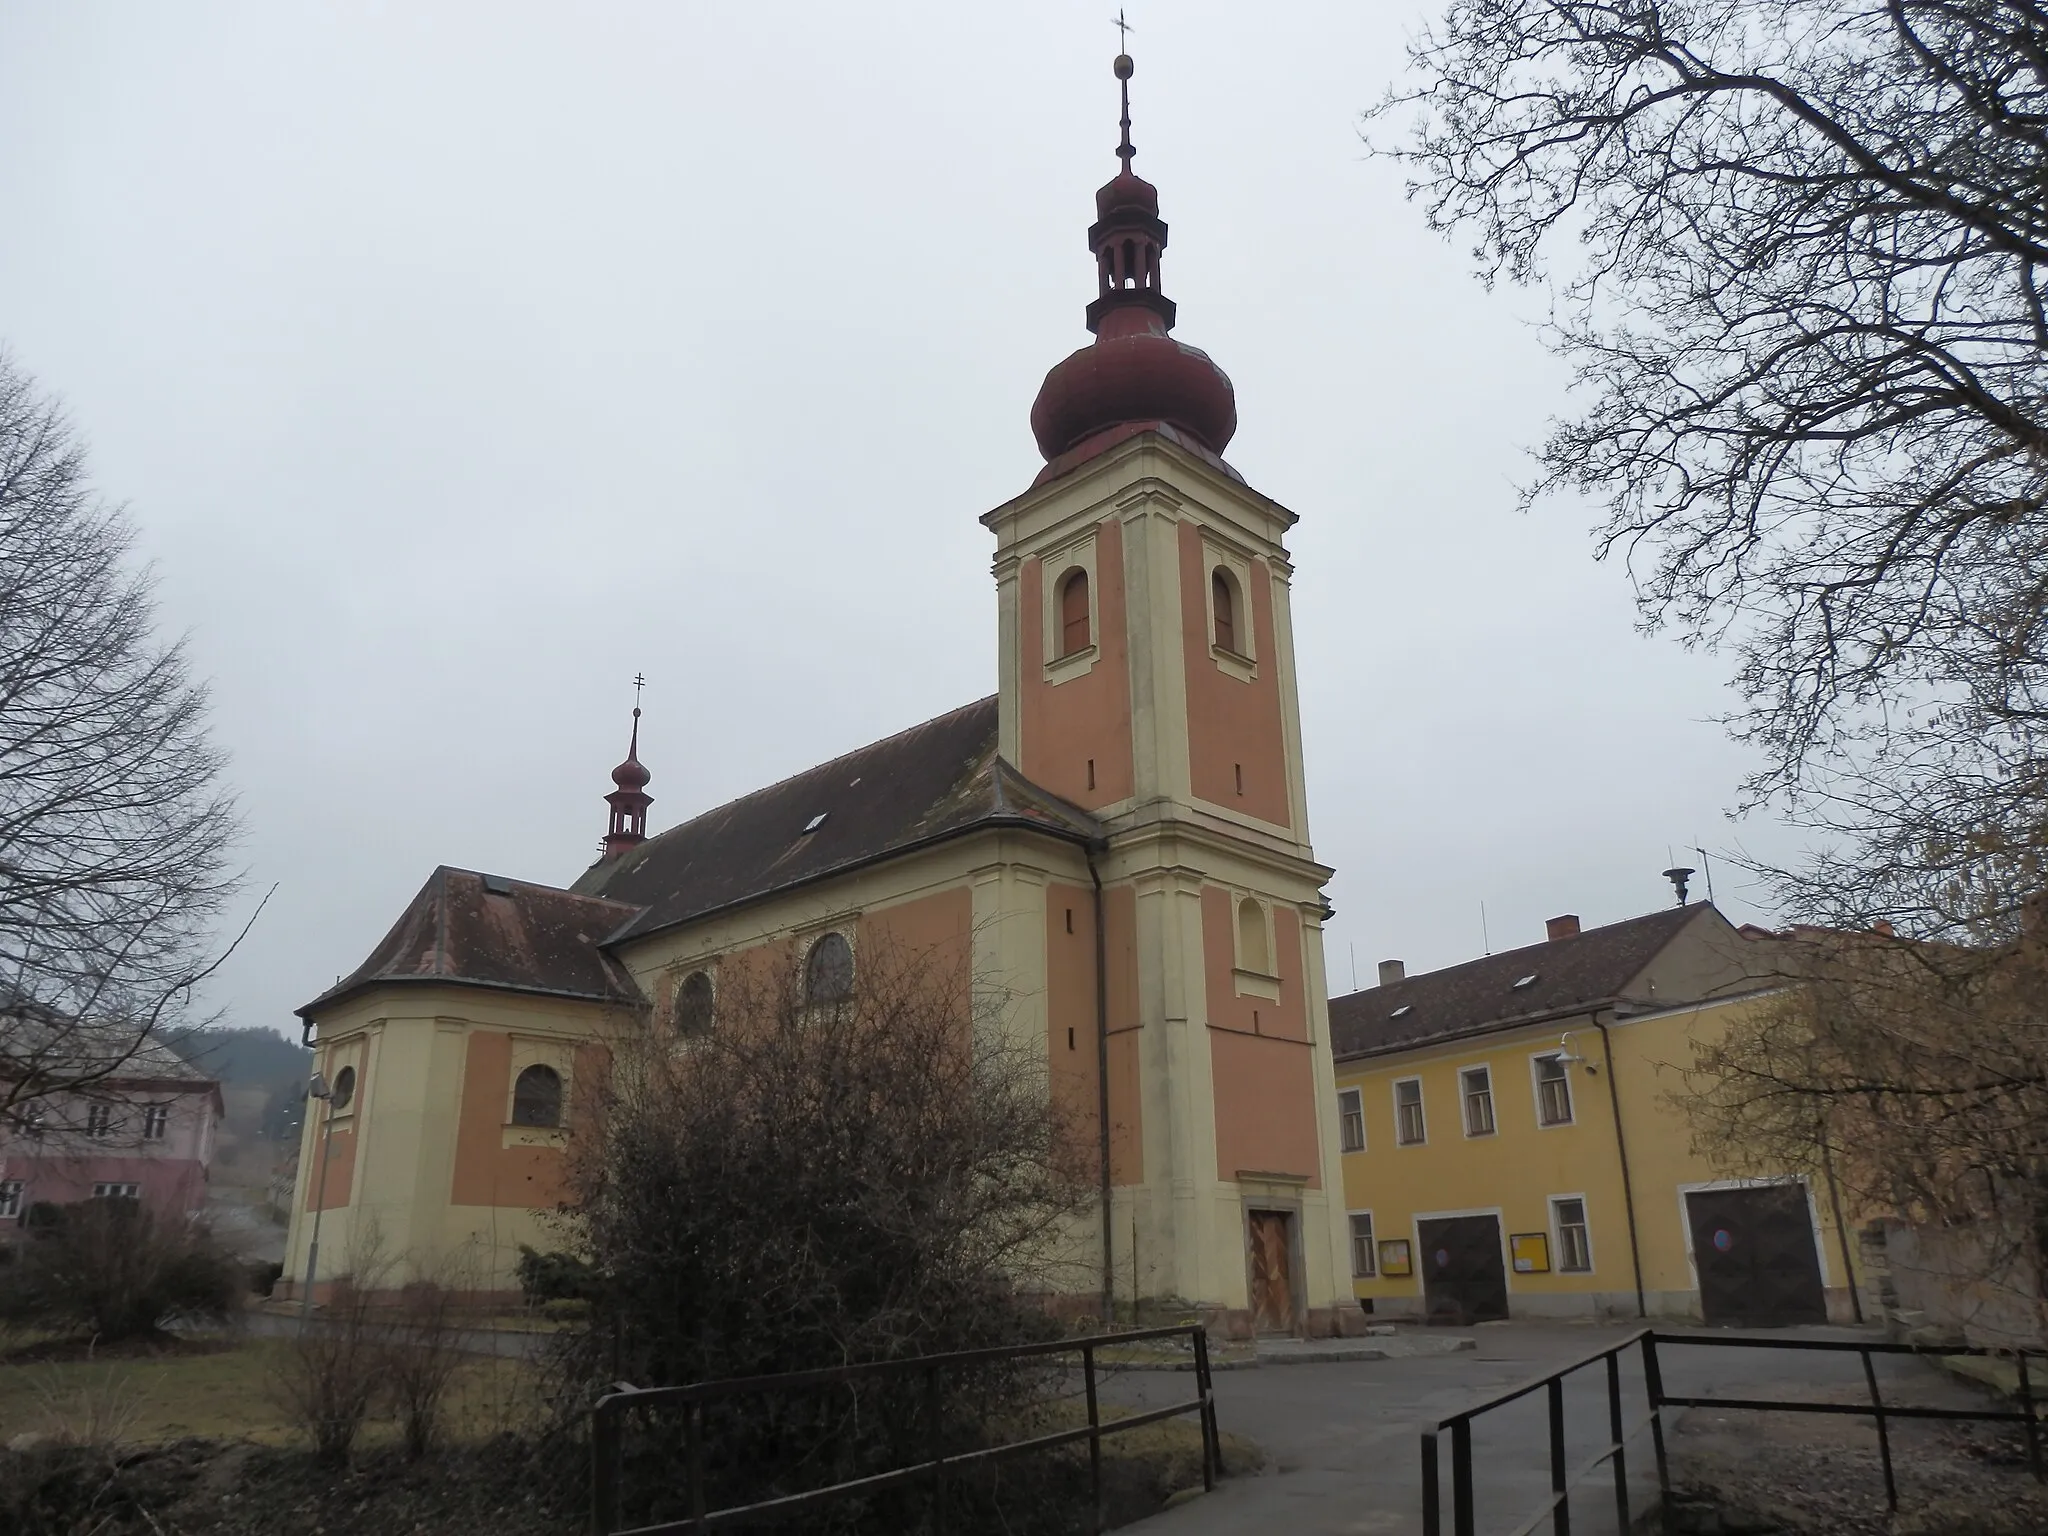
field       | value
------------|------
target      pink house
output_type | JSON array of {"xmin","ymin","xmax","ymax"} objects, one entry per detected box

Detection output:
[{"xmin": 0, "ymin": 1033, "xmax": 222, "ymax": 1237}]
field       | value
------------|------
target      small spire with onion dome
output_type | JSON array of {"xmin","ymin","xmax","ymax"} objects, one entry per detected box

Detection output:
[
  {"xmin": 1028, "ymin": 46, "xmax": 1237, "ymax": 480},
  {"xmin": 601, "ymin": 675, "xmax": 652, "ymax": 858}
]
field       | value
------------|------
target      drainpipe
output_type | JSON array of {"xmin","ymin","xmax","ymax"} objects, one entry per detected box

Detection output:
[
  {"xmin": 1087, "ymin": 844, "xmax": 1114, "ymax": 1322},
  {"xmin": 1818, "ymin": 1120, "xmax": 1867, "ymax": 1323},
  {"xmin": 1591, "ymin": 1016, "xmax": 1648, "ymax": 1319}
]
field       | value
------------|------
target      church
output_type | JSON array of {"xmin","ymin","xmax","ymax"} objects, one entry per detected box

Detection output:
[{"xmin": 282, "ymin": 53, "xmax": 1359, "ymax": 1338}]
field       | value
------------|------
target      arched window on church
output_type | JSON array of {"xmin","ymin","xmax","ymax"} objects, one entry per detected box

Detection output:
[
  {"xmin": 805, "ymin": 932, "xmax": 855, "ymax": 1006},
  {"xmin": 1059, "ymin": 568, "xmax": 1091, "ymax": 656},
  {"xmin": 1212, "ymin": 568, "xmax": 1238, "ymax": 654},
  {"xmin": 1238, "ymin": 897, "xmax": 1270, "ymax": 975},
  {"xmin": 675, "ymin": 970, "xmax": 714, "ymax": 1037},
  {"xmin": 512, "ymin": 1064, "xmax": 564, "ymax": 1128}
]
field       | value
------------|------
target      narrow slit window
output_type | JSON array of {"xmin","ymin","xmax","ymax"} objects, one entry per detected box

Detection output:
[{"xmin": 1059, "ymin": 568, "xmax": 1091, "ymax": 656}]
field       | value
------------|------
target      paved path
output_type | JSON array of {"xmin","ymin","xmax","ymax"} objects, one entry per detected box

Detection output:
[{"xmin": 1109, "ymin": 1322, "xmax": 1942, "ymax": 1536}]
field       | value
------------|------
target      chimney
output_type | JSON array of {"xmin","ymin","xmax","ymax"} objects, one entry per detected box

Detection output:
[
  {"xmin": 1546, "ymin": 914, "xmax": 1582, "ymax": 942},
  {"xmin": 1377, "ymin": 959, "xmax": 1406, "ymax": 987}
]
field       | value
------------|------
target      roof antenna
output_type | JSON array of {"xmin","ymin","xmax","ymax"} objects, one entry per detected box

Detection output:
[
  {"xmin": 1480, "ymin": 900, "xmax": 1491, "ymax": 955},
  {"xmin": 1349, "ymin": 942, "xmax": 1358, "ymax": 992},
  {"xmin": 1694, "ymin": 843, "xmax": 1716, "ymax": 906}
]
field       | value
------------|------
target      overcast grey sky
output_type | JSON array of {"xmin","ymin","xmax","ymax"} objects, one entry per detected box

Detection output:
[{"xmin": 0, "ymin": 2, "xmax": 1800, "ymax": 1036}]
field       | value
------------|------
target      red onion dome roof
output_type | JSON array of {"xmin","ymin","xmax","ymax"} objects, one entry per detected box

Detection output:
[
  {"xmin": 1096, "ymin": 170, "xmax": 1159, "ymax": 221},
  {"xmin": 611, "ymin": 755, "xmax": 650, "ymax": 792},
  {"xmin": 1031, "ymin": 314, "xmax": 1237, "ymax": 461}
]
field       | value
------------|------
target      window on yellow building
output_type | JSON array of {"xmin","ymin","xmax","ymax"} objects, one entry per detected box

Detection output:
[
  {"xmin": 1394, "ymin": 1078, "xmax": 1426, "ymax": 1145},
  {"xmin": 1461, "ymin": 1066, "xmax": 1495, "ymax": 1136},
  {"xmin": 1534, "ymin": 1054, "xmax": 1574, "ymax": 1126},
  {"xmin": 1349, "ymin": 1212, "xmax": 1376, "ymax": 1277},
  {"xmin": 1338, "ymin": 1088, "xmax": 1365, "ymax": 1152},
  {"xmin": 1553, "ymin": 1196, "xmax": 1592, "ymax": 1271}
]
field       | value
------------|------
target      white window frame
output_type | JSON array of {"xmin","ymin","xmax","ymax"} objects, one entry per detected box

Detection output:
[
  {"xmin": 0, "ymin": 1180, "xmax": 21, "ymax": 1218},
  {"xmin": 1348, "ymin": 1210, "xmax": 1378, "ymax": 1278},
  {"xmin": 1551, "ymin": 1193, "xmax": 1594, "ymax": 1273},
  {"xmin": 1041, "ymin": 535, "xmax": 1102, "ymax": 683},
  {"xmin": 1460, "ymin": 1064, "xmax": 1496, "ymax": 1137},
  {"xmin": 1336, "ymin": 1087, "xmax": 1365, "ymax": 1153},
  {"xmin": 1393, "ymin": 1076, "xmax": 1427, "ymax": 1146},
  {"xmin": 1530, "ymin": 1051, "xmax": 1575, "ymax": 1128},
  {"xmin": 142, "ymin": 1104, "xmax": 170, "ymax": 1141},
  {"xmin": 92, "ymin": 1182, "xmax": 139, "ymax": 1200},
  {"xmin": 85, "ymin": 1103, "xmax": 116, "ymax": 1139}
]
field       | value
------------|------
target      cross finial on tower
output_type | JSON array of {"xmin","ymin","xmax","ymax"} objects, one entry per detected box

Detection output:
[
  {"xmin": 1111, "ymin": 18, "xmax": 1136, "ymax": 171},
  {"xmin": 632, "ymin": 672, "xmax": 646, "ymax": 712}
]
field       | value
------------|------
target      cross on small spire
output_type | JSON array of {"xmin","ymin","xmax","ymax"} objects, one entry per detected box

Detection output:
[
  {"xmin": 632, "ymin": 672, "xmax": 646, "ymax": 713},
  {"xmin": 1113, "ymin": 7, "xmax": 1133, "ymax": 50}
]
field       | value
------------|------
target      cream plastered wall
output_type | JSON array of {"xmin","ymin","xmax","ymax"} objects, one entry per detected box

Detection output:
[
  {"xmin": 985, "ymin": 432, "xmax": 1351, "ymax": 1326},
  {"xmin": 284, "ymin": 986, "xmax": 631, "ymax": 1297},
  {"xmin": 1334, "ymin": 993, "xmax": 1868, "ymax": 1320}
]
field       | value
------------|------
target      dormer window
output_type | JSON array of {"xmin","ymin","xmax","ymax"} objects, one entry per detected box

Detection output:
[
  {"xmin": 1059, "ymin": 567, "xmax": 1092, "ymax": 656},
  {"xmin": 1212, "ymin": 569, "xmax": 1237, "ymax": 653}
]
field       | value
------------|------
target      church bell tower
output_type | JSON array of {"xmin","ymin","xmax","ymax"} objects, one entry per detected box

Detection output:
[{"xmin": 985, "ymin": 53, "xmax": 1351, "ymax": 1332}]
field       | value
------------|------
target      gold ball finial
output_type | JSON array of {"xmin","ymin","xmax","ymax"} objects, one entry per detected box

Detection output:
[{"xmin": 1113, "ymin": 54, "xmax": 1134, "ymax": 79}]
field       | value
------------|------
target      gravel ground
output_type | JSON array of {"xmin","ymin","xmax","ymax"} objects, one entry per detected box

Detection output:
[{"xmin": 1671, "ymin": 1366, "xmax": 2048, "ymax": 1535}]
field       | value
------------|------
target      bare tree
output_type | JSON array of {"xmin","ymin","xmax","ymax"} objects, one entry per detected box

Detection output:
[
  {"xmin": 0, "ymin": 349, "xmax": 243, "ymax": 1115},
  {"xmin": 1684, "ymin": 922, "xmax": 2048, "ymax": 1332},
  {"xmin": 1374, "ymin": 0, "xmax": 2048, "ymax": 935}
]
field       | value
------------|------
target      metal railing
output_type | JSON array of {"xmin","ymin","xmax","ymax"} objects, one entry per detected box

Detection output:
[
  {"xmin": 590, "ymin": 1323, "xmax": 1222, "ymax": 1535},
  {"xmin": 1421, "ymin": 1329, "xmax": 2046, "ymax": 1536}
]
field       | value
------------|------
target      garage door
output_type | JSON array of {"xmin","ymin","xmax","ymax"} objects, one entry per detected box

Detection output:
[
  {"xmin": 1686, "ymin": 1184, "xmax": 1827, "ymax": 1327},
  {"xmin": 1418, "ymin": 1214, "xmax": 1509, "ymax": 1324}
]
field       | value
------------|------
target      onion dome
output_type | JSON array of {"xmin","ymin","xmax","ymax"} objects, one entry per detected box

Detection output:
[{"xmin": 1029, "ymin": 53, "xmax": 1237, "ymax": 475}]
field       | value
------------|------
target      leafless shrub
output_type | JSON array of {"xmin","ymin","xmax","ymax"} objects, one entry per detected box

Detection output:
[
  {"xmin": 552, "ymin": 935, "xmax": 1093, "ymax": 1526},
  {"xmin": 385, "ymin": 1271, "xmax": 469, "ymax": 1459},
  {"xmin": 0, "ymin": 1198, "xmax": 242, "ymax": 1342},
  {"xmin": 269, "ymin": 1232, "xmax": 394, "ymax": 1465}
]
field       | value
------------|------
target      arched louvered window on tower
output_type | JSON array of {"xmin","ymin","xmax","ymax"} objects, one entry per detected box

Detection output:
[
  {"xmin": 805, "ymin": 932, "xmax": 855, "ymax": 1006},
  {"xmin": 1212, "ymin": 568, "xmax": 1238, "ymax": 654},
  {"xmin": 512, "ymin": 1064, "xmax": 564, "ymax": 1128},
  {"xmin": 1059, "ymin": 568, "xmax": 1091, "ymax": 656}
]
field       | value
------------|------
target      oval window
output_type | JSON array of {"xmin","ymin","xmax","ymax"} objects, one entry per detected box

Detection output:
[{"xmin": 329, "ymin": 1065, "xmax": 357, "ymax": 1112}]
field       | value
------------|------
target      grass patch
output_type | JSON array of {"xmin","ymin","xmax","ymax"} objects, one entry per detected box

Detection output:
[{"xmin": 0, "ymin": 1335, "xmax": 540, "ymax": 1448}]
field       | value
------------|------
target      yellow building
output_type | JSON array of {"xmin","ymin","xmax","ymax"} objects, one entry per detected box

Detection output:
[
  {"xmin": 1328, "ymin": 905, "xmax": 1870, "ymax": 1327},
  {"xmin": 281, "ymin": 56, "xmax": 1361, "ymax": 1337}
]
